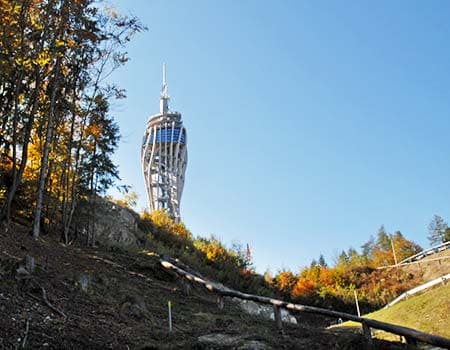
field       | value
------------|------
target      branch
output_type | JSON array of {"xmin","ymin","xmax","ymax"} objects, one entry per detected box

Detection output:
[
  {"xmin": 21, "ymin": 317, "xmax": 30, "ymax": 349},
  {"xmin": 41, "ymin": 287, "xmax": 67, "ymax": 320}
]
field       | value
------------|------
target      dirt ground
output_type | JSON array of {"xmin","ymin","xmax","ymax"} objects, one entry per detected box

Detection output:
[{"xmin": 0, "ymin": 223, "xmax": 403, "ymax": 349}]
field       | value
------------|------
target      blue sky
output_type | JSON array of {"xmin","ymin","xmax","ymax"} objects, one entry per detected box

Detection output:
[{"xmin": 108, "ymin": 1, "xmax": 450, "ymax": 273}]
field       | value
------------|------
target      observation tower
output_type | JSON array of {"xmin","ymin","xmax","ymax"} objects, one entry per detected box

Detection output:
[{"xmin": 141, "ymin": 65, "xmax": 187, "ymax": 222}]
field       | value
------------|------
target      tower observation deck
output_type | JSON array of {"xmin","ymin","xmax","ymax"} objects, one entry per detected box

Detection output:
[{"xmin": 141, "ymin": 65, "xmax": 187, "ymax": 222}]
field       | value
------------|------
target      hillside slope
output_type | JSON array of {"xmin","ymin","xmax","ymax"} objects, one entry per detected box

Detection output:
[
  {"xmin": 356, "ymin": 283, "xmax": 450, "ymax": 338},
  {"xmin": 0, "ymin": 222, "xmax": 402, "ymax": 349},
  {"xmin": 400, "ymin": 249, "xmax": 450, "ymax": 282}
]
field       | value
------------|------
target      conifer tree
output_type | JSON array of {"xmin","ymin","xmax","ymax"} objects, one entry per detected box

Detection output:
[{"xmin": 427, "ymin": 214, "xmax": 448, "ymax": 246}]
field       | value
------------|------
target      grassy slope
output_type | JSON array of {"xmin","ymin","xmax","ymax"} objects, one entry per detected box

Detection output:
[{"xmin": 341, "ymin": 284, "xmax": 450, "ymax": 339}]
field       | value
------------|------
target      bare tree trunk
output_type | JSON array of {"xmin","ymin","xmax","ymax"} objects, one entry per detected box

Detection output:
[
  {"xmin": 61, "ymin": 76, "xmax": 81, "ymax": 244},
  {"xmin": 10, "ymin": 72, "xmax": 23, "ymax": 186},
  {"xmin": 6, "ymin": 0, "xmax": 28, "ymax": 198},
  {"xmin": 32, "ymin": 57, "xmax": 62, "ymax": 239},
  {"xmin": 0, "ymin": 73, "xmax": 42, "ymax": 222},
  {"xmin": 0, "ymin": 87, "xmax": 13, "ymax": 150},
  {"xmin": 64, "ymin": 72, "xmax": 103, "ymax": 245},
  {"xmin": 32, "ymin": 0, "xmax": 69, "ymax": 239}
]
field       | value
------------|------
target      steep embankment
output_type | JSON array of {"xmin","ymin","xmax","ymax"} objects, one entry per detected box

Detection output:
[
  {"xmin": 399, "ymin": 249, "xmax": 450, "ymax": 282},
  {"xmin": 365, "ymin": 283, "xmax": 450, "ymax": 338},
  {"xmin": 337, "ymin": 283, "xmax": 450, "ymax": 340},
  {"xmin": 0, "ymin": 222, "xmax": 402, "ymax": 349},
  {"xmin": 334, "ymin": 250, "xmax": 450, "ymax": 340}
]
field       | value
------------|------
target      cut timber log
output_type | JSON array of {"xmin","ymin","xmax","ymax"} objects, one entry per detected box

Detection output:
[{"xmin": 160, "ymin": 259, "xmax": 450, "ymax": 349}]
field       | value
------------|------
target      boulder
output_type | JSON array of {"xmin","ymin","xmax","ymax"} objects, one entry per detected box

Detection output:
[
  {"xmin": 77, "ymin": 274, "xmax": 90, "ymax": 292},
  {"xmin": 120, "ymin": 295, "xmax": 149, "ymax": 320},
  {"xmin": 237, "ymin": 341, "xmax": 271, "ymax": 350},
  {"xmin": 196, "ymin": 333, "xmax": 271, "ymax": 349},
  {"xmin": 232, "ymin": 298, "xmax": 297, "ymax": 325},
  {"xmin": 197, "ymin": 333, "xmax": 242, "ymax": 348}
]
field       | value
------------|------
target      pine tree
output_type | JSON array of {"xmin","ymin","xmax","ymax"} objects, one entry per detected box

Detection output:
[
  {"xmin": 361, "ymin": 235, "xmax": 374, "ymax": 260},
  {"xmin": 427, "ymin": 215, "xmax": 448, "ymax": 246},
  {"xmin": 444, "ymin": 227, "xmax": 450, "ymax": 243},
  {"xmin": 337, "ymin": 250, "xmax": 349, "ymax": 266},
  {"xmin": 318, "ymin": 254, "xmax": 327, "ymax": 267},
  {"xmin": 376, "ymin": 225, "xmax": 391, "ymax": 250}
]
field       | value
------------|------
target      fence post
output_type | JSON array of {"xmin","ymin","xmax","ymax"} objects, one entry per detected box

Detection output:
[
  {"xmin": 216, "ymin": 295, "xmax": 224, "ymax": 310},
  {"xmin": 362, "ymin": 321, "xmax": 373, "ymax": 350},
  {"xmin": 273, "ymin": 305, "xmax": 283, "ymax": 332},
  {"xmin": 168, "ymin": 301, "xmax": 173, "ymax": 333},
  {"xmin": 354, "ymin": 290, "xmax": 361, "ymax": 317},
  {"xmin": 405, "ymin": 336, "xmax": 418, "ymax": 350},
  {"xmin": 179, "ymin": 277, "xmax": 191, "ymax": 296}
]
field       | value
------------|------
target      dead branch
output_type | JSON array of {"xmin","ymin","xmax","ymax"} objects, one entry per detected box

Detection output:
[
  {"xmin": 41, "ymin": 287, "xmax": 67, "ymax": 320},
  {"xmin": 26, "ymin": 291, "xmax": 40, "ymax": 302},
  {"xmin": 1, "ymin": 250, "xmax": 21, "ymax": 261},
  {"xmin": 21, "ymin": 317, "xmax": 30, "ymax": 349}
]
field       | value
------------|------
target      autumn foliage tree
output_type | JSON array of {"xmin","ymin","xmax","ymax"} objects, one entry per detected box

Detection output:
[
  {"xmin": 268, "ymin": 226, "xmax": 423, "ymax": 313},
  {"xmin": 0, "ymin": 0, "xmax": 145, "ymax": 243}
]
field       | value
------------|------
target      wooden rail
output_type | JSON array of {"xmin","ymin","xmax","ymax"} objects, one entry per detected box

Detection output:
[
  {"xmin": 160, "ymin": 259, "xmax": 450, "ymax": 350},
  {"xmin": 399, "ymin": 241, "xmax": 450, "ymax": 265},
  {"xmin": 384, "ymin": 273, "xmax": 450, "ymax": 309},
  {"xmin": 378, "ymin": 255, "xmax": 450, "ymax": 270}
]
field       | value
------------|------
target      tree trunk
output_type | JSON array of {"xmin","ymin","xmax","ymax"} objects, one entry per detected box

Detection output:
[
  {"xmin": 32, "ymin": 57, "xmax": 62, "ymax": 239},
  {"xmin": 0, "ymin": 73, "xmax": 42, "ymax": 222},
  {"xmin": 61, "ymin": 77, "xmax": 80, "ymax": 244},
  {"xmin": 32, "ymin": 0, "xmax": 69, "ymax": 238}
]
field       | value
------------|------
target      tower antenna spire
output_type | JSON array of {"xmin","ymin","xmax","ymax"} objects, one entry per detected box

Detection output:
[
  {"xmin": 163, "ymin": 63, "xmax": 167, "ymax": 87},
  {"xmin": 160, "ymin": 63, "xmax": 170, "ymax": 114}
]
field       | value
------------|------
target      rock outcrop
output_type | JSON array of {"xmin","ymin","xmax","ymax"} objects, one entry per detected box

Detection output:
[
  {"xmin": 74, "ymin": 198, "xmax": 146, "ymax": 249},
  {"xmin": 197, "ymin": 333, "xmax": 271, "ymax": 349},
  {"xmin": 231, "ymin": 298, "xmax": 297, "ymax": 324}
]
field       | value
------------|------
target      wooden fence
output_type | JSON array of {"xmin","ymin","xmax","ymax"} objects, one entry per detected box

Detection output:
[
  {"xmin": 160, "ymin": 259, "xmax": 450, "ymax": 350},
  {"xmin": 399, "ymin": 241, "xmax": 450, "ymax": 265}
]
